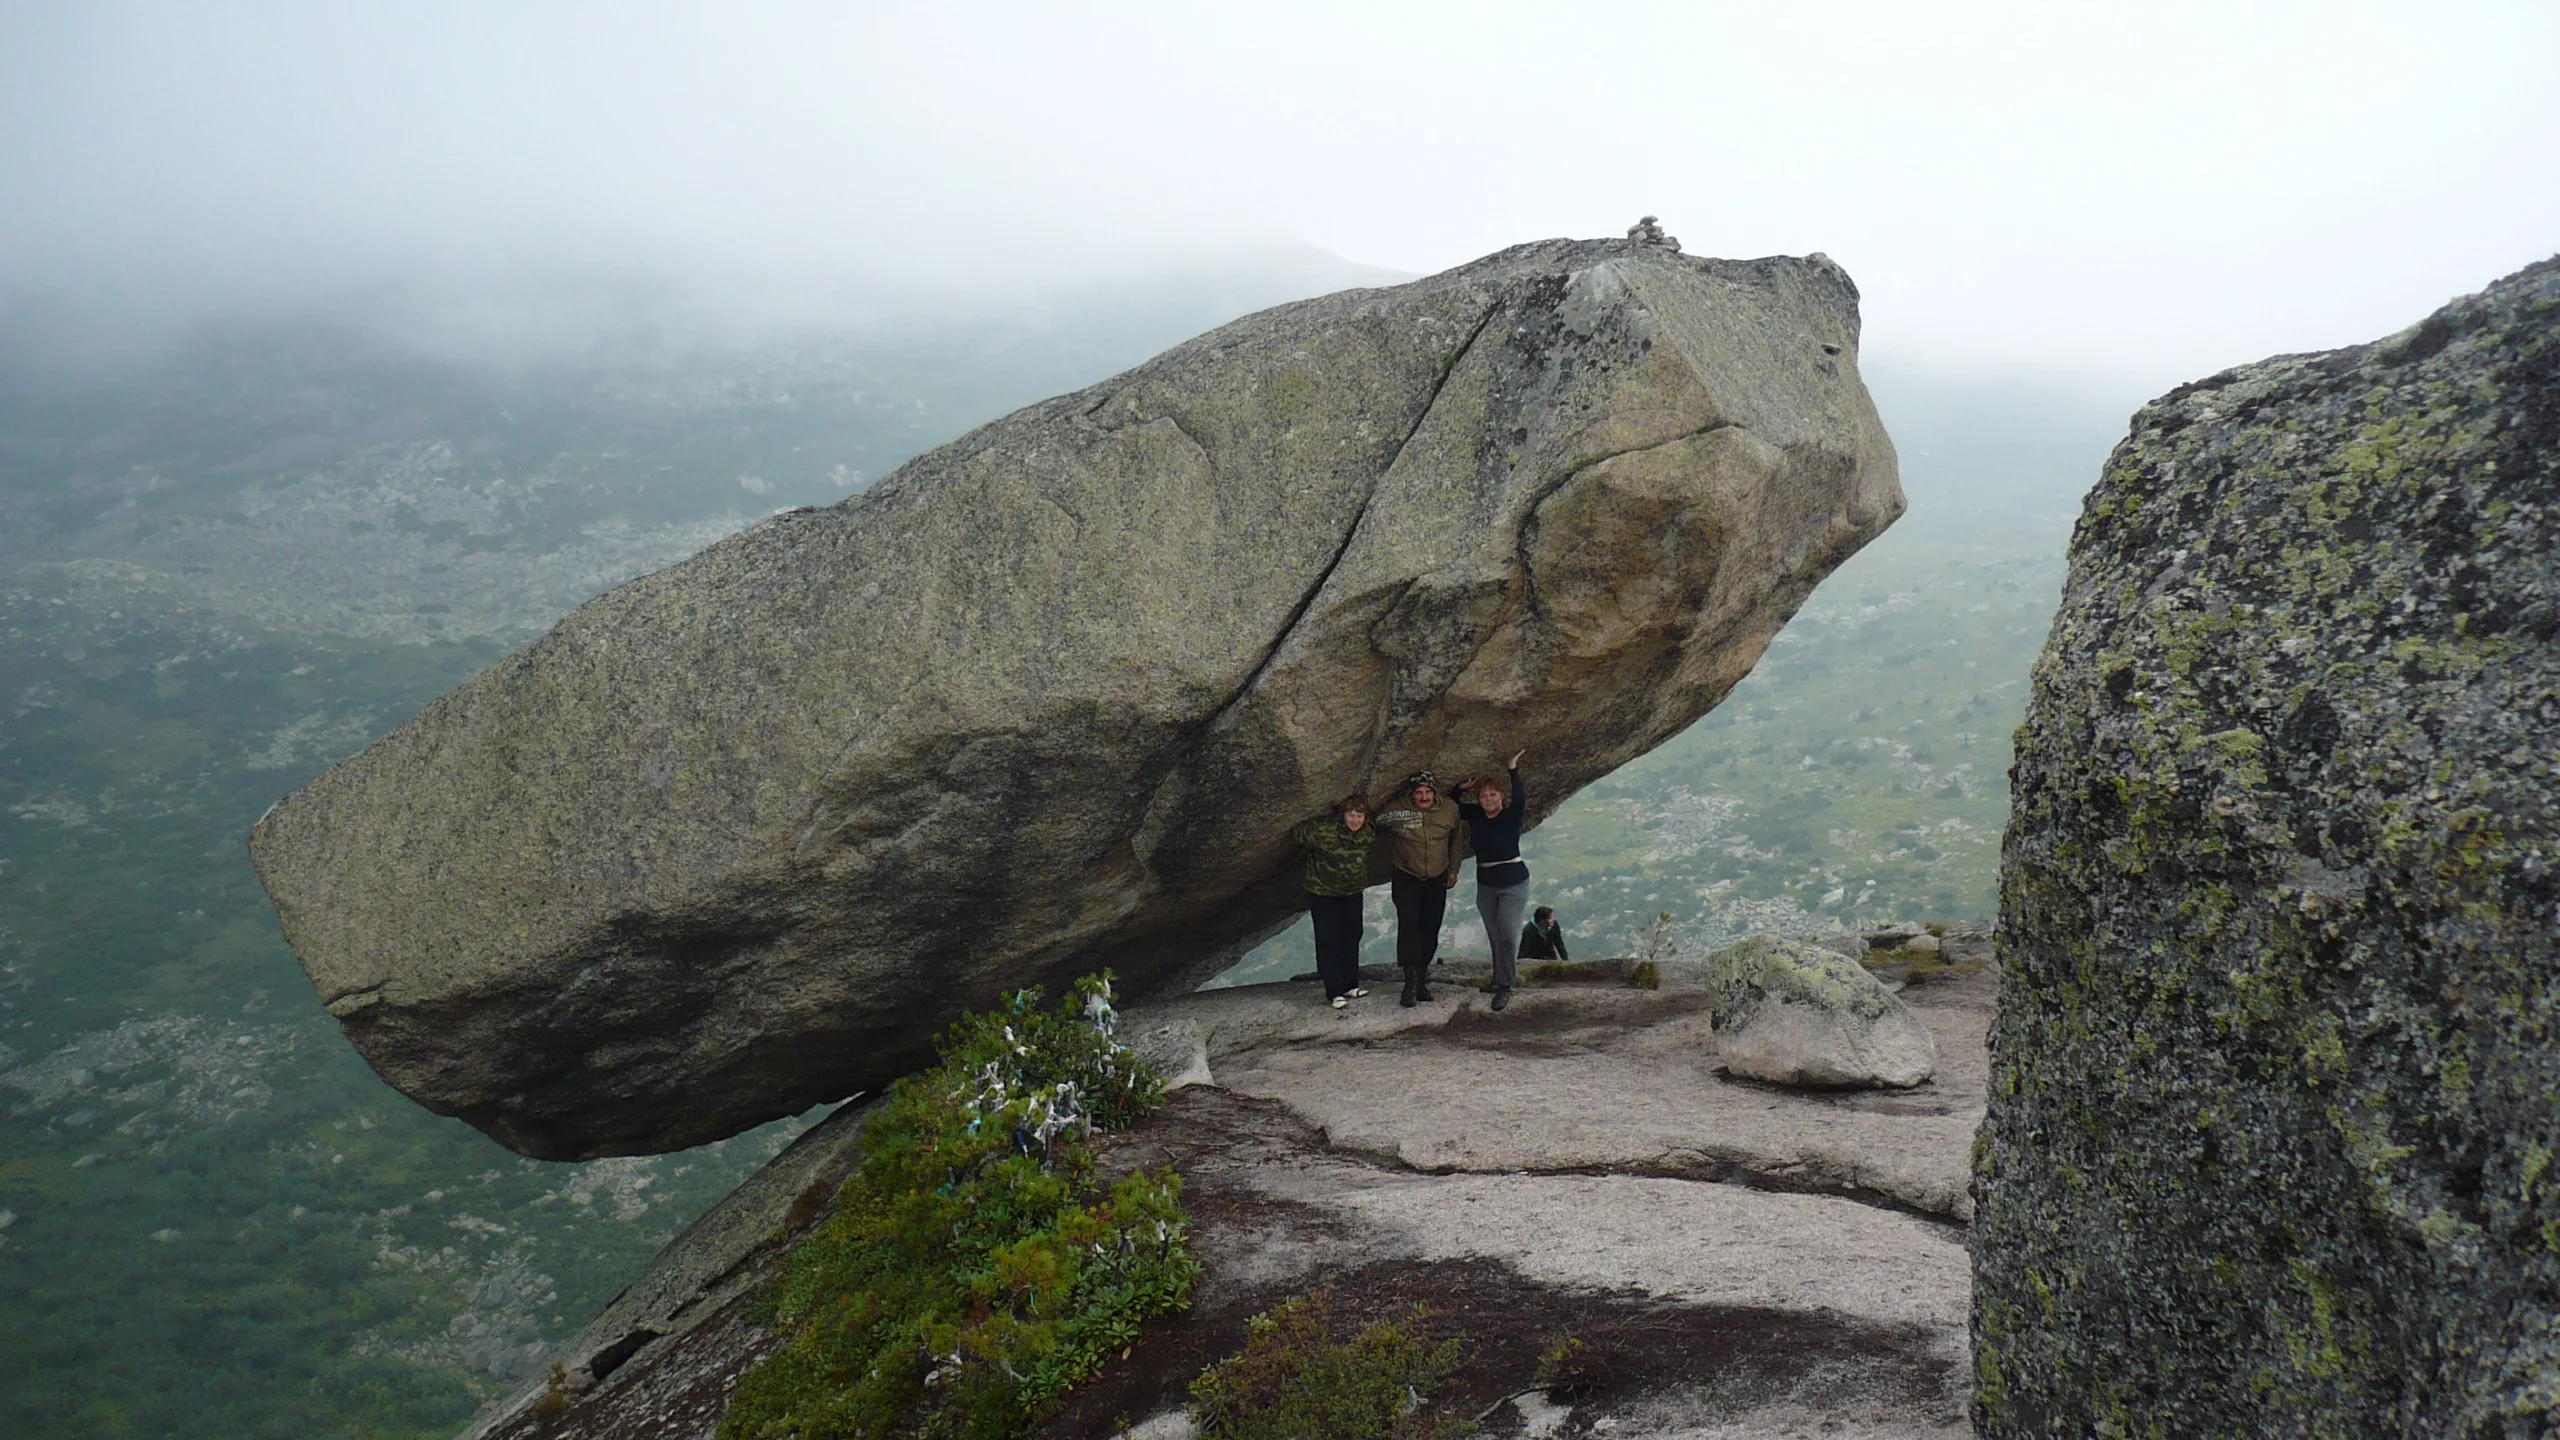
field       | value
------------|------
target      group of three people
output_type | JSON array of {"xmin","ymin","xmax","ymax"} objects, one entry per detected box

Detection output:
[{"xmin": 1289, "ymin": 752, "xmax": 1571, "ymax": 1013}]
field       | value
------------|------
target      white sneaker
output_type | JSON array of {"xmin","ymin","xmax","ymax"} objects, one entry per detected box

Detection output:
[
  {"xmin": 1331, "ymin": 996, "xmax": 1350, "ymax": 1010},
  {"xmin": 1347, "ymin": 987, "xmax": 1369, "ymax": 998}
]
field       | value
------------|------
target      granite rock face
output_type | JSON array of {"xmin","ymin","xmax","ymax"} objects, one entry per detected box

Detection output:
[
  {"xmin": 1975, "ymin": 257, "xmax": 2560, "ymax": 1436},
  {"xmin": 249, "ymin": 238, "xmax": 1901, "ymax": 1160},
  {"xmin": 1704, "ymin": 936, "xmax": 1936, "ymax": 1088}
]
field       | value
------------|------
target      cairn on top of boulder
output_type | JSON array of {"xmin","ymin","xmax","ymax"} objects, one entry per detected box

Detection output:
[
  {"xmin": 1703, "ymin": 936, "xmax": 1937, "ymax": 1089},
  {"xmin": 249, "ymin": 236, "xmax": 1901, "ymax": 1160},
  {"xmin": 1974, "ymin": 256, "xmax": 2560, "ymax": 1436},
  {"xmin": 1626, "ymin": 215, "xmax": 1682, "ymax": 251}
]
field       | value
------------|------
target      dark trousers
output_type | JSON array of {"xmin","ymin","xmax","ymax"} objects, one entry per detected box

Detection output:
[
  {"xmin": 1308, "ymin": 892, "xmax": 1364, "ymax": 999},
  {"xmin": 1389, "ymin": 869, "xmax": 1448, "ymax": 977}
]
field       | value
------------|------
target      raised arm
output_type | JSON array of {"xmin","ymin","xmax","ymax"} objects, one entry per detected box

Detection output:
[{"xmin": 1452, "ymin": 775, "xmax": 1485, "ymax": 818}]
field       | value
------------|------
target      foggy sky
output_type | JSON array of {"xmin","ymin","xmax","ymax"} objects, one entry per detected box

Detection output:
[{"xmin": 4, "ymin": 1, "xmax": 2556, "ymax": 398}]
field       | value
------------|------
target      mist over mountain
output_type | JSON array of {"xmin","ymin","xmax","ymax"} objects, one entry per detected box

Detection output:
[
  {"xmin": 11, "ymin": 5, "xmax": 2554, "ymax": 395},
  {"xmin": 0, "ymin": 247, "xmax": 1409, "ymax": 639}
]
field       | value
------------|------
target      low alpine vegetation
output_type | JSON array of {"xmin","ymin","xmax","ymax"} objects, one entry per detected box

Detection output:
[
  {"xmin": 1188, "ymin": 1291, "xmax": 1472, "ymax": 1440},
  {"xmin": 718, "ymin": 974, "xmax": 1195, "ymax": 1440}
]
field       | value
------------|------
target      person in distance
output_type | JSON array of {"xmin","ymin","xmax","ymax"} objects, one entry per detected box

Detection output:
[{"xmin": 1520, "ymin": 904, "xmax": 1569, "ymax": 963}]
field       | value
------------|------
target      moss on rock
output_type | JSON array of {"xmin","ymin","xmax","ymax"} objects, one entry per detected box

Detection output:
[{"xmin": 1706, "ymin": 935, "xmax": 1899, "ymax": 1023}]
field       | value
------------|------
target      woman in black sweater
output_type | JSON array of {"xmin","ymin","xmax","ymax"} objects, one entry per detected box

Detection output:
[{"xmin": 1457, "ymin": 749, "xmax": 1531, "ymax": 1010}]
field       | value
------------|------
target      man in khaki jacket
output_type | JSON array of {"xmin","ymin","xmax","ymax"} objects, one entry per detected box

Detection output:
[{"xmin": 1372, "ymin": 770, "xmax": 1469, "ymax": 1007}]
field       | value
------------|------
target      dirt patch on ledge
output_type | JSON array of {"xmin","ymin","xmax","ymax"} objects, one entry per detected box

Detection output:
[{"xmin": 1031, "ymin": 1254, "xmax": 1956, "ymax": 1440}]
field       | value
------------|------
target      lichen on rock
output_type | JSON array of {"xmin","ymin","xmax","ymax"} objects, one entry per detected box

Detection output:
[
  {"xmin": 1702, "ymin": 935, "xmax": 1936, "ymax": 1089},
  {"xmin": 1974, "ymin": 255, "xmax": 2560, "ymax": 1437}
]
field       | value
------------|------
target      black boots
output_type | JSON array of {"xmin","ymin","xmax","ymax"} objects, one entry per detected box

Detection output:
[
  {"xmin": 1399, "ymin": 968, "xmax": 1420, "ymax": 1007},
  {"xmin": 1491, "ymin": 988, "xmax": 1511, "ymax": 1012}
]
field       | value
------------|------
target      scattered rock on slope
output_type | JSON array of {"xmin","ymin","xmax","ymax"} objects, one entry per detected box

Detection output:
[
  {"xmin": 249, "ymin": 238, "xmax": 1901, "ymax": 1160},
  {"xmin": 1705, "ymin": 935, "xmax": 1937, "ymax": 1088},
  {"xmin": 1975, "ymin": 256, "xmax": 2560, "ymax": 1437}
]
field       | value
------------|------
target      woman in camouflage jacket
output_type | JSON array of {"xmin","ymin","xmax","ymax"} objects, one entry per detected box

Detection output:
[{"xmin": 1291, "ymin": 794, "xmax": 1377, "ymax": 1008}]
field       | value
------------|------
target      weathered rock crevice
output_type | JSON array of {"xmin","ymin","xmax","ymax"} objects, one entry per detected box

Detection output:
[
  {"xmin": 1321, "ymin": 1141, "xmax": 1973, "ymax": 1230},
  {"xmin": 1193, "ymin": 300, "xmax": 1505, "ymax": 742}
]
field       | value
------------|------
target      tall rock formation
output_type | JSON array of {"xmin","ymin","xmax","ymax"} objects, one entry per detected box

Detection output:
[
  {"xmin": 250, "ymin": 238, "xmax": 1901, "ymax": 1160},
  {"xmin": 1976, "ymin": 257, "xmax": 2560, "ymax": 1436}
]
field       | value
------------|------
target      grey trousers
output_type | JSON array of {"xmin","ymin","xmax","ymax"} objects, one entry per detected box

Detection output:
[{"xmin": 1477, "ymin": 877, "xmax": 1529, "ymax": 990}]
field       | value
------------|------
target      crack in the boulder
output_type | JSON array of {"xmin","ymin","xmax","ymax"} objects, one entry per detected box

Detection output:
[
  {"xmin": 322, "ymin": 982, "xmax": 386, "ymax": 1017},
  {"xmin": 1512, "ymin": 420, "xmax": 1744, "ymax": 624},
  {"xmin": 1083, "ymin": 306, "xmax": 1508, "ymax": 975},
  {"xmin": 1193, "ymin": 301, "xmax": 1505, "ymax": 740},
  {"xmin": 1343, "ymin": 417, "xmax": 1749, "ymax": 746}
]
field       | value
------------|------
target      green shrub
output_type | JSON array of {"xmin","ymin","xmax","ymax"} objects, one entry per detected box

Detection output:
[
  {"xmin": 530, "ymin": 1362, "xmax": 571, "ymax": 1421},
  {"xmin": 1189, "ymin": 1292, "xmax": 1472, "ymax": 1440},
  {"xmin": 1635, "ymin": 910, "xmax": 1681, "ymax": 969},
  {"xmin": 718, "ymin": 975, "xmax": 1196, "ymax": 1440},
  {"xmin": 1533, "ymin": 1335, "xmax": 1593, "ymax": 1398}
]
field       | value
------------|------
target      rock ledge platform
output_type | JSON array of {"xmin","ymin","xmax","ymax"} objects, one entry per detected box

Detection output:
[{"xmin": 464, "ymin": 964, "xmax": 1990, "ymax": 1440}]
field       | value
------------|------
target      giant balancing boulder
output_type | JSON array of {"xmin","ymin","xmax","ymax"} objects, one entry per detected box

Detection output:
[
  {"xmin": 1975, "ymin": 257, "xmax": 2560, "ymax": 1436},
  {"xmin": 249, "ymin": 237, "xmax": 1902, "ymax": 1160}
]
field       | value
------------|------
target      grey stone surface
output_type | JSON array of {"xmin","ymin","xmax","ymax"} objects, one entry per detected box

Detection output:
[
  {"xmin": 1936, "ymin": 925, "xmax": 1994, "ymax": 965},
  {"xmin": 1206, "ymin": 969, "xmax": 1989, "ymax": 1218},
  {"xmin": 1975, "ymin": 256, "xmax": 2560, "ymax": 1437},
  {"xmin": 249, "ymin": 238, "xmax": 1900, "ymax": 1159},
  {"xmin": 1271, "ymin": 1169, "xmax": 1966, "ymax": 1332},
  {"xmin": 1703, "ymin": 936, "xmax": 1938, "ymax": 1089}
]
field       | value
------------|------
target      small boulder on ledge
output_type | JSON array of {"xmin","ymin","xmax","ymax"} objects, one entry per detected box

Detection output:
[{"xmin": 1704, "ymin": 936, "xmax": 1937, "ymax": 1088}]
